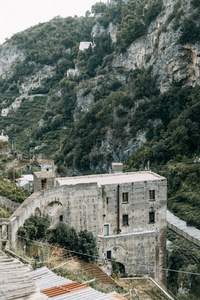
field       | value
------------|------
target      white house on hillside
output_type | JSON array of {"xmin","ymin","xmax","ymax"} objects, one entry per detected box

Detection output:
[{"xmin": 79, "ymin": 42, "xmax": 93, "ymax": 51}]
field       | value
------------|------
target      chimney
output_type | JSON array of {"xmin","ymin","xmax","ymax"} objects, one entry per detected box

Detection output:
[{"xmin": 110, "ymin": 162, "xmax": 123, "ymax": 174}]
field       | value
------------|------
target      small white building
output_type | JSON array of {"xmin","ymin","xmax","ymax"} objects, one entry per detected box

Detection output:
[
  {"xmin": 67, "ymin": 68, "xmax": 80, "ymax": 78},
  {"xmin": 0, "ymin": 132, "xmax": 8, "ymax": 142},
  {"xmin": 1, "ymin": 108, "xmax": 9, "ymax": 117},
  {"xmin": 79, "ymin": 42, "xmax": 93, "ymax": 51},
  {"xmin": 15, "ymin": 174, "xmax": 34, "ymax": 192}
]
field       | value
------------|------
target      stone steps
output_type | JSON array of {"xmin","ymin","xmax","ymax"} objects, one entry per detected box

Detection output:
[{"xmin": 80, "ymin": 261, "xmax": 115, "ymax": 285}]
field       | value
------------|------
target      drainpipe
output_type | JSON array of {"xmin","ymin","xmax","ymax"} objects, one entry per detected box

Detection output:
[{"xmin": 117, "ymin": 184, "xmax": 121, "ymax": 234}]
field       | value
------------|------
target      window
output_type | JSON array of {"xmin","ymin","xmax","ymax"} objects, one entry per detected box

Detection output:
[
  {"xmin": 122, "ymin": 192, "xmax": 129, "ymax": 203},
  {"xmin": 59, "ymin": 215, "xmax": 63, "ymax": 222},
  {"xmin": 122, "ymin": 214, "xmax": 129, "ymax": 226},
  {"xmin": 107, "ymin": 250, "xmax": 111, "ymax": 259},
  {"xmin": 149, "ymin": 211, "xmax": 155, "ymax": 223},
  {"xmin": 149, "ymin": 190, "xmax": 155, "ymax": 201},
  {"xmin": 41, "ymin": 179, "xmax": 47, "ymax": 189},
  {"xmin": 104, "ymin": 224, "xmax": 109, "ymax": 236}
]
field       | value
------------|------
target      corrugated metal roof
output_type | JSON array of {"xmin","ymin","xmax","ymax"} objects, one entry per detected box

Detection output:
[
  {"xmin": 33, "ymin": 267, "xmax": 72, "ymax": 290},
  {"xmin": 0, "ymin": 251, "xmax": 42, "ymax": 300},
  {"xmin": 33, "ymin": 267, "xmax": 127, "ymax": 300},
  {"xmin": 41, "ymin": 282, "xmax": 88, "ymax": 298}
]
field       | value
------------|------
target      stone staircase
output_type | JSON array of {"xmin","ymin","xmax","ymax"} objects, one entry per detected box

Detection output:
[{"xmin": 80, "ymin": 261, "xmax": 115, "ymax": 285}]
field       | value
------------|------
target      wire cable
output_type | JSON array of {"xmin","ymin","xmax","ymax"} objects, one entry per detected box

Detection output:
[{"xmin": 7, "ymin": 231, "xmax": 200, "ymax": 277}]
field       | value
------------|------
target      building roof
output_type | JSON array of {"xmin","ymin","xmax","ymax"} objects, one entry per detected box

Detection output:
[
  {"xmin": 38, "ymin": 159, "xmax": 54, "ymax": 165},
  {"xmin": 0, "ymin": 255, "xmax": 127, "ymax": 300},
  {"xmin": 0, "ymin": 251, "xmax": 42, "ymax": 299},
  {"xmin": 34, "ymin": 171, "xmax": 55, "ymax": 179},
  {"xmin": 33, "ymin": 266, "xmax": 127, "ymax": 300},
  {"xmin": 22, "ymin": 174, "xmax": 34, "ymax": 181},
  {"xmin": 57, "ymin": 171, "xmax": 165, "ymax": 187}
]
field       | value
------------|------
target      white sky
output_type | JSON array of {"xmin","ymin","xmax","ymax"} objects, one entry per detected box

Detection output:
[{"xmin": 0, "ymin": 0, "xmax": 106, "ymax": 45}]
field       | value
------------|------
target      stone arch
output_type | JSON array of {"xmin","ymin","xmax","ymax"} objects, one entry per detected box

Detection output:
[
  {"xmin": 110, "ymin": 243, "xmax": 127, "ymax": 263},
  {"xmin": 34, "ymin": 207, "xmax": 41, "ymax": 217},
  {"xmin": 44, "ymin": 200, "xmax": 63, "ymax": 227}
]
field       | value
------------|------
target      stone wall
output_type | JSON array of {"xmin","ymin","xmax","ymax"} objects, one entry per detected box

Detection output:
[
  {"xmin": 0, "ymin": 196, "xmax": 20, "ymax": 213},
  {"xmin": 9, "ymin": 171, "xmax": 167, "ymax": 286}
]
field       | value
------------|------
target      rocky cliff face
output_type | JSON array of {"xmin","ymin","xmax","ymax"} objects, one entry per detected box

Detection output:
[
  {"xmin": 0, "ymin": 45, "xmax": 25, "ymax": 78},
  {"xmin": 0, "ymin": 0, "xmax": 199, "ymax": 173},
  {"xmin": 112, "ymin": 0, "xmax": 200, "ymax": 92}
]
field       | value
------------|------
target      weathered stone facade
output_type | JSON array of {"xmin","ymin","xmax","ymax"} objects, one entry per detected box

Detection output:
[{"xmin": 7, "ymin": 166, "xmax": 167, "ymax": 286}]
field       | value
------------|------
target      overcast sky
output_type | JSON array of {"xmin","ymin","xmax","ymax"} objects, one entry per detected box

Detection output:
[{"xmin": 0, "ymin": 0, "xmax": 106, "ymax": 45}]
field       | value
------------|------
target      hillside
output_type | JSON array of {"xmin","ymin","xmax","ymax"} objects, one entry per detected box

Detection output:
[{"xmin": 0, "ymin": 0, "xmax": 200, "ymax": 225}]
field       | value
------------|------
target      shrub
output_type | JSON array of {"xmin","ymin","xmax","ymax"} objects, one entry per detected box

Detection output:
[
  {"xmin": 49, "ymin": 223, "xmax": 98, "ymax": 262},
  {"xmin": 17, "ymin": 214, "xmax": 50, "ymax": 241},
  {"xmin": 179, "ymin": 18, "xmax": 200, "ymax": 44}
]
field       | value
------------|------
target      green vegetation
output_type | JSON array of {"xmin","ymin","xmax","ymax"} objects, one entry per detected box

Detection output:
[
  {"xmin": 92, "ymin": 0, "xmax": 163, "ymax": 51},
  {"xmin": 164, "ymin": 0, "xmax": 183, "ymax": 30},
  {"xmin": 166, "ymin": 163, "xmax": 200, "ymax": 229},
  {"xmin": 0, "ymin": 0, "xmax": 199, "ymax": 235},
  {"xmin": 0, "ymin": 90, "xmax": 20, "ymax": 108},
  {"xmin": 54, "ymin": 268, "xmax": 124, "ymax": 295},
  {"xmin": 0, "ymin": 207, "xmax": 11, "ymax": 218},
  {"xmin": 179, "ymin": 18, "xmax": 200, "ymax": 44},
  {"xmin": 124, "ymin": 84, "xmax": 200, "ymax": 229},
  {"xmin": 17, "ymin": 216, "xmax": 98, "ymax": 262},
  {"xmin": 191, "ymin": 0, "xmax": 200, "ymax": 10},
  {"xmin": 167, "ymin": 230, "xmax": 200, "ymax": 298},
  {"xmin": 17, "ymin": 214, "xmax": 50, "ymax": 241},
  {"xmin": 58, "ymin": 67, "xmax": 158, "ymax": 172},
  {"xmin": 49, "ymin": 223, "xmax": 98, "ymax": 262},
  {"xmin": 117, "ymin": 0, "xmax": 163, "ymax": 51},
  {"xmin": 125, "ymin": 85, "xmax": 200, "ymax": 168},
  {"xmin": 0, "ymin": 177, "xmax": 29, "ymax": 203},
  {"xmin": 10, "ymin": 16, "xmax": 94, "ymax": 67}
]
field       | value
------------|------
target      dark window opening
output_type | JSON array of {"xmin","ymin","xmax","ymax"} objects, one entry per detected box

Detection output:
[
  {"xmin": 106, "ymin": 197, "xmax": 109, "ymax": 204},
  {"xmin": 118, "ymin": 262, "xmax": 125, "ymax": 274},
  {"xmin": 46, "ymin": 168, "xmax": 49, "ymax": 171},
  {"xmin": 60, "ymin": 215, "xmax": 63, "ymax": 222},
  {"xmin": 149, "ymin": 190, "xmax": 155, "ymax": 201},
  {"xmin": 122, "ymin": 192, "xmax": 129, "ymax": 203},
  {"xmin": 149, "ymin": 211, "xmax": 155, "ymax": 223},
  {"xmin": 122, "ymin": 214, "xmax": 129, "ymax": 226},
  {"xmin": 41, "ymin": 179, "xmax": 47, "ymax": 189},
  {"xmin": 107, "ymin": 250, "xmax": 111, "ymax": 259}
]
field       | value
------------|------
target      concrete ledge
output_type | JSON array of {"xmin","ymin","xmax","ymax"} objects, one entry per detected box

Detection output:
[{"xmin": 167, "ymin": 210, "xmax": 200, "ymax": 247}]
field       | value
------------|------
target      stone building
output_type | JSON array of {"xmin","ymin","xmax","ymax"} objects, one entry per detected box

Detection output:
[
  {"xmin": 37, "ymin": 159, "xmax": 55, "ymax": 173},
  {"xmin": 5, "ymin": 164, "xmax": 167, "ymax": 285}
]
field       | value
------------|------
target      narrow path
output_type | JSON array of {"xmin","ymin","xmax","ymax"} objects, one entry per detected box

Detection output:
[{"xmin": 167, "ymin": 210, "xmax": 200, "ymax": 247}]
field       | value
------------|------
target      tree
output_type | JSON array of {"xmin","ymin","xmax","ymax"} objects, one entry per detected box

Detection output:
[
  {"xmin": 91, "ymin": 2, "xmax": 107, "ymax": 14},
  {"xmin": 78, "ymin": 229, "xmax": 98, "ymax": 262},
  {"xmin": 49, "ymin": 223, "xmax": 98, "ymax": 261},
  {"xmin": 179, "ymin": 18, "xmax": 200, "ymax": 44},
  {"xmin": 17, "ymin": 214, "xmax": 50, "ymax": 241}
]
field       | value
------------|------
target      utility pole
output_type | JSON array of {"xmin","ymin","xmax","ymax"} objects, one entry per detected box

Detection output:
[{"xmin": 13, "ymin": 167, "xmax": 15, "ymax": 182}]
